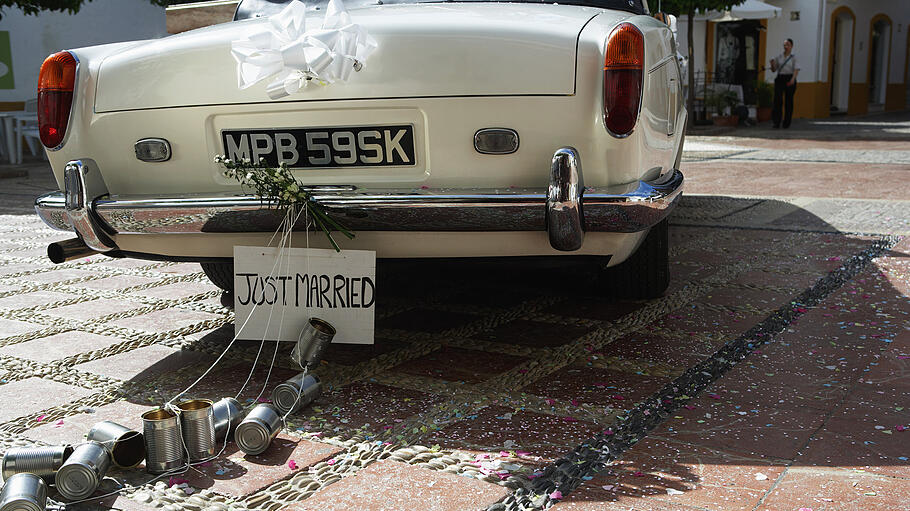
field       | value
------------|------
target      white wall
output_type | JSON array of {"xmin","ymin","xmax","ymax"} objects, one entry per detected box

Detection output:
[
  {"xmin": 676, "ymin": 0, "xmax": 910, "ymax": 88},
  {"xmin": 0, "ymin": 0, "xmax": 166, "ymax": 102},
  {"xmin": 762, "ymin": 0, "xmax": 823, "ymax": 83}
]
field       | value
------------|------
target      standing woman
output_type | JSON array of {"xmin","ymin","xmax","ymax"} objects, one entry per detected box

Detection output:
[{"xmin": 770, "ymin": 39, "xmax": 800, "ymax": 129}]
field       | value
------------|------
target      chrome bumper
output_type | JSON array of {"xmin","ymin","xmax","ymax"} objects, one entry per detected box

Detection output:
[{"xmin": 35, "ymin": 148, "xmax": 683, "ymax": 253}]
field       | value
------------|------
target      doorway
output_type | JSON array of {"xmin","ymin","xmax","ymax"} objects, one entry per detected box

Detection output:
[
  {"xmin": 714, "ymin": 20, "xmax": 762, "ymax": 104},
  {"xmin": 869, "ymin": 17, "xmax": 891, "ymax": 106},
  {"xmin": 829, "ymin": 9, "xmax": 854, "ymax": 113}
]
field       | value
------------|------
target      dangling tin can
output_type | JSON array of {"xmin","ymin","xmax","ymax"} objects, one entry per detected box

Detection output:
[{"xmin": 290, "ymin": 318, "xmax": 335, "ymax": 369}]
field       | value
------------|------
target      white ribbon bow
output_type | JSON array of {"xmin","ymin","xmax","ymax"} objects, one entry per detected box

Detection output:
[{"xmin": 231, "ymin": 0, "xmax": 378, "ymax": 99}]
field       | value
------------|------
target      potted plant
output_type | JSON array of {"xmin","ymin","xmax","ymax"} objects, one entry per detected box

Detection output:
[
  {"xmin": 706, "ymin": 89, "xmax": 740, "ymax": 127},
  {"xmin": 755, "ymin": 81, "xmax": 773, "ymax": 122}
]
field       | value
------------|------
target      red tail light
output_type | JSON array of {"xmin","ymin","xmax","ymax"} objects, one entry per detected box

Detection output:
[
  {"xmin": 37, "ymin": 51, "xmax": 78, "ymax": 149},
  {"xmin": 603, "ymin": 23, "xmax": 644, "ymax": 137}
]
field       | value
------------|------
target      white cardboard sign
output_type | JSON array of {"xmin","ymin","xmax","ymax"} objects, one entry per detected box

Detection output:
[{"xmin": 233, "ymin": 246, "xmax": 375, "ymax": 344}]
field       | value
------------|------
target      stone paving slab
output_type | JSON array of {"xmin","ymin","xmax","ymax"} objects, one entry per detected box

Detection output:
[
  {"xmin": 284, "ymin": 459, "xmax": 510, "ymax": 511},
  {"xmin": 23, "ymin": 399, "xmax": 149, "ymax": 446},
  {"xmin": 0, "ymin": 331, "xmax": 125, "ymax": 362},
  {"xmin": 0, "ymin": 377, "xmax": 93, "ymax": 423},
  {"xmin": 75, "ymin": 345, "xmax": 213, "ymax": 382}
]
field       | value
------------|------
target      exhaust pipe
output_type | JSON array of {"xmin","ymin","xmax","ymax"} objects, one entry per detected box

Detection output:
[{"xmin": 48, "ymin": 238, "xmax": 98, "ymax": 264}]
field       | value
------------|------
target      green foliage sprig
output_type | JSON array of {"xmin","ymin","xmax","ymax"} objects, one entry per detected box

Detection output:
[{"xmin": 217, "ymin": 156, "xmax": 355, "ymax": 252}]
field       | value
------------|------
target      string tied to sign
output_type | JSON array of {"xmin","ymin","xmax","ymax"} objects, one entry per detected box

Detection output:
[{"xmin": 230, "ymin": 0, "xmax": 378, "ymax": 99}]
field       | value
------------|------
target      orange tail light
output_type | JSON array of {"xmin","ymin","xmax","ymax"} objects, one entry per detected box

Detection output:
[
  {"xmin": 37, "ymin": 51, "xmax": 78, "ymax": 149},
  {"xmin": 603, "ymin": 23, "xmax": 644, "ymax": 137}
]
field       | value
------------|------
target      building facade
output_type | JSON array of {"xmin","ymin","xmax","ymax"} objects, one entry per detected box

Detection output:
[
  {"xmin": 0, "ymin": 0, "xmax": 166, "ymax": 108},
  {"xmin": 678, "ymin": 0, "xmax": 910, "ymax": 118}
]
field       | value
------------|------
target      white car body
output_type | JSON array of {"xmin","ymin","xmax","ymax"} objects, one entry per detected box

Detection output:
[{"xmin": 36, "ymin": 0, "xmax": 685, "ymax": 284}]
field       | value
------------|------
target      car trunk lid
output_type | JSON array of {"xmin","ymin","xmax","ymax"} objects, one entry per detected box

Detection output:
[{"xmin": 94, "ymin": 3, "xmax": 604, "ymax": 113}]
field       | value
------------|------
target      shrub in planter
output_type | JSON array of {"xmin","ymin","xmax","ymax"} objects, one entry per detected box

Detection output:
[
  {"xmin": 755, "ymin": 81, "xmax": 773, "ymax": 122},
  {"xmin": 706, "ymin": 89, "xmax": 740, "ymax": 127}
]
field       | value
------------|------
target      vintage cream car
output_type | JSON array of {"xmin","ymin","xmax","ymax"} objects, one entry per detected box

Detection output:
[{"xmin": 34, "ymin": 0, "xmax": 684, "ymax": 299}]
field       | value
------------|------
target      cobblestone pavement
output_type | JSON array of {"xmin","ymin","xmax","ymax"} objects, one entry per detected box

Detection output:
[{"xmin": 0, "ymin": 112, "xmax": 907, "ymax": 510}]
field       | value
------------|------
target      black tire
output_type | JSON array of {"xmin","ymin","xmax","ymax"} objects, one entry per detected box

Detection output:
[
  {"xmin": 201, "ymin": 262, "xmax": 235, "ymax": 293},
  {"xmin": 600, "ymin": 219, "xmax": 669, "ymax": 299}
]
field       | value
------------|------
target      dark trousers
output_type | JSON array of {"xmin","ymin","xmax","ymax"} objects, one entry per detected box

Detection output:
[{"xmin": 772, "ymin": 74, "xmax": 796, "ymax": 128}]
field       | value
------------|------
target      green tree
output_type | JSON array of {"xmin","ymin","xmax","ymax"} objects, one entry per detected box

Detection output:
[
  {"xmin": 0, "ymin": 0, "xmax": 197, "ymax": 18},
  {"xmin": 658, "ymin": 0, "xmax": 745, "ymax": 129}
]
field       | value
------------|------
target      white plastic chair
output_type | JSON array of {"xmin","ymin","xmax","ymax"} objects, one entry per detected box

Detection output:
[{"xmin": 17, "ymin": 98, "xmax": 43, "ymax": 161}]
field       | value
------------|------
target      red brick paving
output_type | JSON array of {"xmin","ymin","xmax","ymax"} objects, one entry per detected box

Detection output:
[
  {"xmin": 390, "ymin": 347, "xmax": 529, "ymax": 384},
  {"xmin": 682, "ymin": 161, "xmax": 910, "ymax": 200},
  {"xmin": 756, "ymin": 468, "xmax": 910, "ymax": 511},
  {"xmin": 183, "ymin": 434, "xmax": 341, "ymax": 498},
  {"xmin": 473, "ymin": 319, "xmax": 593, "ymax": 348},
  {"xmin": 552, "ymin": 437, "xmax": 785, "ymax": 511},
  {"xmin": 284, "ymin": 459, "xmax": 509, "ymax": 511},
  {"xmin": 427, "ymin": 405, "xmax": 602, "ymax": 462},
  {"xmin": 310, "ymin": 381, "xmax": 446, "ymax": 433},
  {"xmin": 520, "ymin": 366, "xmax": 670, "ymax": 409}
]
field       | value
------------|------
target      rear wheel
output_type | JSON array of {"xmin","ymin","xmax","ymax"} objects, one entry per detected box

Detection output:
[
  {"xmin": 599, "ymin": 219, "xmax": 669, "ymax": 299},
  {"xmin": 201, "ymin": 262, "xmax": 234, "ymax": 293}
]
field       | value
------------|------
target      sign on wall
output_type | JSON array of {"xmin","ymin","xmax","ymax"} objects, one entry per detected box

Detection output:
[
  {"xmin": 233, "ymin": 246, "xmax": 376, "ymax": 344},
  {"xmin": 0, "ymin": 32, "xmax": 14, "ymax": 90}
]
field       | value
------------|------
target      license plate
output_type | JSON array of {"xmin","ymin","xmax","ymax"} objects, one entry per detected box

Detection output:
[{"xmin": 221, "ymin": 125, "xmax": 416, "ymax": 168}]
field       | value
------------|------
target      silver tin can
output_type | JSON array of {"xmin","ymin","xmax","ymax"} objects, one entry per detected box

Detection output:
[
  {"xmin": 55, "ymin": 442, "xmax": 110, "ymax": 501},
  {"xmin": 176, "ymin": 399, "xmax": 215, "ymax": 461},
  {"xmin": 0, "ymin": 473, "xmax": 47, "ymax": 511},
  {"xmin": 290, "ymin": 318, "xmax": 336, "ymax": 369},
  {"xmin": 141, "ymin": 408, "xmax": 186, "ymax": 474},
  {"xmin": 235, "ymin": 404, "xmax": 281, "ymax": 456},
  {"xmin": 1, "ymin": 445, "xmax": 73, "ymax": 481},
  {"xmin": 271, "ymin": 373, "xmax": 322, "ymax": 415},
  {"xmin": 212, "ymin": 397, "xmax": 244, "ymax": 441},
  {"xmin": 86, "ymin": 421, "xmax": 144, "ymax": 469}
]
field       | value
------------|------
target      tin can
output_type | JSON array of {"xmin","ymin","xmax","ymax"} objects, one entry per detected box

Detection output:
[
  {"xmin": 141, "ymin": 408, "xmax": 185, "ymax": 474},
  {"xmin": 235, "ymin": 404, "xmax": 281, "ymax": 456},
  {"xmin": 55, "ymin": 442, "xmax": 110, "ymax": 501},
  {"xmin": 271, "ymin": 373, "xmax": 322, "ymax": 415},
  {"xmin": 176, "ymin": 399, "xmax": 215, "ymax": 461},
  {"xmin": 0, "ymin": 473, "xmax": 47, "ymax": 511},
  {"xmin": 212, "ymin": 397, "xmax": 244, "ymax": 441},
  {"xmin": 86, "ymin": 421, "xmax": 144, "ymax": 469},
  {"xmin": 290, "ymin": 318, "xmax": 335, "ymax": 369},
  {"xmin": 1, "ymin": 445, "xmax": 73, "ymax": 481}
]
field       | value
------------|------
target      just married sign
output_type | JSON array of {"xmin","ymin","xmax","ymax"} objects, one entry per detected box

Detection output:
[{"xmin": 233, "ymin": 246, "xmax": 375, "ymax": 344}]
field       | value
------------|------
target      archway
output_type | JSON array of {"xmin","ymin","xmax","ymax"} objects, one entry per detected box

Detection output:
[
  {"xmin": 828, "ymin": 7, "xmax": 854, "ymax": 113},
  {"xmin": 868, "ymin": 15, "xmax": 892, "ymax": 106}
]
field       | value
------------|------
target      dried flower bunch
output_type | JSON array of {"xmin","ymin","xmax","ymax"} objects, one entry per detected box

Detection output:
[{"xmin": 217, "ymin": 156, "xmax": 354, "ymax": 251}]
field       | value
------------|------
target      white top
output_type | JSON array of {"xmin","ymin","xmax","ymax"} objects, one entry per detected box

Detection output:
[{"xmin": 774, "ymin": 52, "xmax": 799, "ymax": 75}]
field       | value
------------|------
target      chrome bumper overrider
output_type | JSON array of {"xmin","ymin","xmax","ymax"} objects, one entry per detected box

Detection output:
[{"xmin": 35, "ymin": 148, "xmax": 683, "ymax": 253}]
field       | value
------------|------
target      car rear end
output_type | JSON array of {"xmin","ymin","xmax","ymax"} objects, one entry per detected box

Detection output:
[{"xmin": 35, "ymin": 0, "xmax": 684, "ymax": 266}]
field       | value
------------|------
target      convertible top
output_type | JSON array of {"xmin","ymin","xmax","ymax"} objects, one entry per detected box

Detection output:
[{"xmin": 233, "ymin": 0, "xmax": 647, "ymax": 20}]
